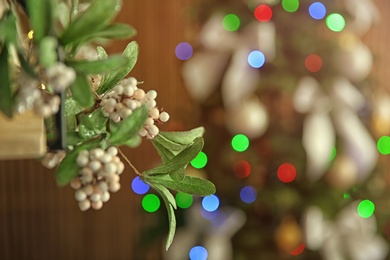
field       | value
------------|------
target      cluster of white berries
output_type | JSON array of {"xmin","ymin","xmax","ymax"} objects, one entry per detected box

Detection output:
[
  {"xmin": 41, "ymin": 151, "xmax": 66, "ymax": 169},
  {"xmin": 15, "ymin": 82, "xmax": 61, "ymax": 118},
  {"xmin": 70, "ymin": 146, "xmax": 124, "ymax": 211},
  {"xmin": 100, "ymin": 77, "xmax": 170, "ymax": 139},
  {"xmin": 45, "ymin": 62, "xmax": 76, "ymax": 92}
]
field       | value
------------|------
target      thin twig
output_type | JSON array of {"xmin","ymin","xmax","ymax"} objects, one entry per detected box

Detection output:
[{"xmin": 118, "ymin": 148, "xmax": 141, "ymax": 176}]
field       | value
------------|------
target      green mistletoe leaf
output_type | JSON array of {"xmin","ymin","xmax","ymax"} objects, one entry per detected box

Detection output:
[
  {"xmin": 151, "ymin": 127, "xmax": 205, "ymax": 163},
  {"xmin": 97, "ymin": 41, "xmax": 139, "ymax": 95},
  {"xmin": 59, "ymin": 0, "xmax": 121, "ymax": 45},
  {"xmin": 109, "ymin": 105, "xmax": 148, "ymax": 145},
  {"xmin": 70, "ymin": 73, "xmax": 94, "ymax": 108},
  {"xmin": 0, "ymin": 10, "xmax": 19, "ymax": 46},
  {"xmin": 26, "ymin": 0, "xmax": 52, "ymax": 42},
  {"xmin": 0, "ymin": 46, "xmax": 13, "ymax": 118},
  {"xmin": 144, "ymin": 137, "xmax": 203, "ymax": 177},
  {"xmin": 64, "ymin": 97, "xmax": 85, "ymax": 117},
  {"xmin": 75, "ymin": 23, "xmax": 136, "ymax": 45},
  {"xmin": 150, "ymin": 183, "xmax": 177, "ymax": 250},
  {"xmin": 78, "ymin": 109, "xmax": 108, "ymax": 139},
  {"xmin": 143, "ymin": 174, "xmax": 216, "ymax": 197},
  {"xmin": 66, "ymin": 55, "xmax": 129, "ymax": 75}
]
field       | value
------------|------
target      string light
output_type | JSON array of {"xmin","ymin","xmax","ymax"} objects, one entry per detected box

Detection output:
[
  {"xmin": 189, "ymin": 246, "xmax": 208, "ymax": 260},
  {"xmin": 308, "ymin": 2, "xmax": 326, "ymax": 20},
  {"xmin": 357, "ymin": 200, "xmax": 375, "ymax": 218},
  {"xmin": 191, "ymin": 151, "xmax": 208, "ymax": 169},
  {"xmin": 231, "ymin": 134, "xmax": 250, "ymax": 152},
  {"xmin": 175, "ymin": 192, "xmax": 194, "ymax": 209},
  {"xmin": 27, "ymin": 30, "xmax": 34, "ymax": 40},
  {"xmin": 248, "ymin": 50, "xmax": 266, "ymax": 68},
  {"xmin": 305, "ymin": 54, "xmax": 322, "ymax": 72},
  {"xmin": 254, "ymin": 5, "xmax": 273, "ymax": 22},
  {"xmin": 290, "ymin": 243, "xmax": 305, "ymax": 256},
  {"xmin": 329, "ymin": 147, "xmax": 337, "ymax": 161},
  {"xmin": 326, "ymin": 13, "xmax": 346, "ymax": 32},
  {"xmin": 282, "ymin": 0, "xmax": 299, "ymax": 13},
  {"xmin": 131, "ymin": 176, "xmax": 150, "ymax": 195},
  {"xmin": 142, "ymin": 194, "xmax": 160, "ymax": 213},
  {"xmin": 377, "ymin": 136, "xmax": 390, "ymax": 155},
  {"xmin": 234, "ymin": 160, "xmax": 251, "ymax": 179},
  {"xmin": 175, "ymin": 42, "xmax": 193, "ymax": 60},
  {"xmin": 202, "ymin": 195, "xmax": 220, "ymax": 212},
  {"xmin": 240, "ymin": 186, "xmax": 257, "ymax": 204},
  {"xmin": 277, "ymin": 163, "xmax": 297, "ymax": 183},
  {"xmin": 222, "ymin": 14, "xmax": 240, "ymax": 31}
]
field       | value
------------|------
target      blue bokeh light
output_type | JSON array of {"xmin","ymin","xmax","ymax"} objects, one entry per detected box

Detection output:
[
  {"xmin": 247, "ymin": 50, "xmax": 265, "ymax": 68},
  {"xmin": 131, "ymin": 176, "xmax": 150, "ymax": 195},
  {"xmin": 202, "ymin": 195, "xmax": 220, "ymax": 212},
  {"xmin": 189, "ymin": 246, "xmax": 208, "ymax": 260},
  {"xmin": 309, "ymin": 2, "xmax": 326, "ymax": 20},
  {"xmin": 240, "ymin": 186, "xmax": 257, "ymax": 204}
]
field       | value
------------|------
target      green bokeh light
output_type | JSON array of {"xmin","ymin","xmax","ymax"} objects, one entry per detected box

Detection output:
[
  {"xmin": 377, "ymin": 136, "xmax": 390, "ymax": 155},
  {"xmin": 357, "ymin": 200, "xmax": 375, "ymax": 218},
  {"xmin": 329, "ymin": 147, "xmax": 337, "ymax": 161},
  {"xmin": 232, "ymin": 134, "xmax": 250, "ymax": 152},
  {"xmin": 191, "ymin": 151, "xmax": 208, "ymax": 169},
  {"xmin": 222, "ymin": 14, "xmax": 240, "ymax": 31},
  {"xmin": 142, "ymin": 194, "xmax": 160, "ymax": 213},
  {"xmin": 282, "ymin": 0, "xmax": 299, "ymax": 13},
  {"xmin": 175, "ymin": 192, "xmax": 194, "ymax": 209},
  {"xmin": 343, "ymin": 193, "xmax": 350, "ymax": 199},
  {"xmin": 326, "ymin": 13, "xmax": 346, "ymax": 32}
]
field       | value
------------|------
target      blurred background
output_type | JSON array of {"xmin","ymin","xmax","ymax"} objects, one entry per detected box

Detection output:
[{"xmin": 1, "ymin": 0, "xmax": 390, "ymax": 259}]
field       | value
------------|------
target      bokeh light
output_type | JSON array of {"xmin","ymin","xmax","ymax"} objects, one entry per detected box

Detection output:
[
  {"xmin": 357, "ymin": 200, "xmax": 375, "ymax": 218},
  {"xmin": 290, "ymin": 243, "xmax": 305, "ymax": 256},
  {"xmin": 222, "ymin": 14, "xmax": 240, "ymax": 31},
  {"xmin": 234, "ymin": 160, "xmax": 251, "ymax": 178},
  {"xmin": 240, "ymin": 186, "xmax": 257, "ymax": 204},
  {"xmin": 142, "ymin": 194, "xmax": 160, "ymax": 213},
  {"xmin": 277, "ymin": 163, "xmax": 297, "ymax": 183},
  {"xmin": 377, "ymin": 136, "xmax": 390, "ymax": 155},
  {"xmin": 282, "ymin": 0, "xmax": 299, "ymax": 13},
  {"xmin": 175, "ymin": 192, "xmax": 194, "ymax": 209},
  {"xmin": 308, "ymin": 2, "xmax": 326, "ymax": 20},
  {"xmin": 329, "ymin": 147, "xmax": 337, "ymax": 161},
  {"xmin": 232, "ymin": 134, "xmax": 250, "ymax": 152},
  {"xmin": 254, "ymin": 5, "xmax": 273, "ymax": 22},
  {"xmin": 131, "ymin": 176, "xmax": 150, "ymax": 195},
  {"xmin": 248, "ymin": 50, "xmax": 266, "ymax": 68},
  {"xmin": 175, "ymin": 42, "xmax": 193, "ymax": 60},
  {"xmin": 326, "ymin": 13, "xmax": 346, "ymax": 32},
  {"xmin": 191, "ymin": 151, "xmax": 208, "ymax": 169},
  {"xmin": 202, "ymin": 195, "xmax": 220, "ymax": 212},
  {"xmin": 189, "ymin": 246, "xmax": 208, "ymax": 260},
  {"xmin": 305, "ymin": 54, "xmax": 322, "ymax": 72},
  {"xmin": 343, "ymin": 193, "xmax": 350, "ymax": 199}
]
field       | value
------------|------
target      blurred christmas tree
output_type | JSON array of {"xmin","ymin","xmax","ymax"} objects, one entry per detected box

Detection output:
[{"xmin": 166, "ymin": 0, "xmax": 390, "ymax": 259}]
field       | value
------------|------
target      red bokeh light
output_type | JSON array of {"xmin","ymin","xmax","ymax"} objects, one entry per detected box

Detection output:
[
  {"xmin": 290, "ymin": 243, "xmax": 305, "ymax": 256},
  {"xmin": 254, "ymin": 5, "xmax": 273, "ymax": 22},
  {"xmin": 305, "ymin": 54, "xmax": 323, "ymax": 72},
  {"xmin": 277, "ymin": 163, "xmax": 297, "ymax": 183},
  {"xmin": 234, "ymin": 160, "xmax": 251, "ymax": 179}
]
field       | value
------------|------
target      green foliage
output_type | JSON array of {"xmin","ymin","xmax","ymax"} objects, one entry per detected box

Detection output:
[
  {"xmin": 66, "ymin": 55, "xmax": 130, "ymax": 75},
  {"xmin": 109, "ymin": 106, "xmax": 148, "ymax": 145},
  {"xmin": 26, "ymin": 0, "xmax": 53, "ymax": 42},
  {"xmin": 59, "ymin": 0, "xmax": 122, "ymax": 46},
  {"xmin": 97, "ymin": 41, "xmax": 139, "ymax": 95},
  {"xmin": 70, "ymin": 74, "xmax": 94, "ymax": 108},
  {"xmin": 0, "ymin": 46, "xmax": 13, "ymax": 118}
]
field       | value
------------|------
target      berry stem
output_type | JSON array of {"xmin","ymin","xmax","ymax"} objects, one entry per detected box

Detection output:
[{"xmin": 118, "ymin": 148, "xmax": 141, "ymax": 176}]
